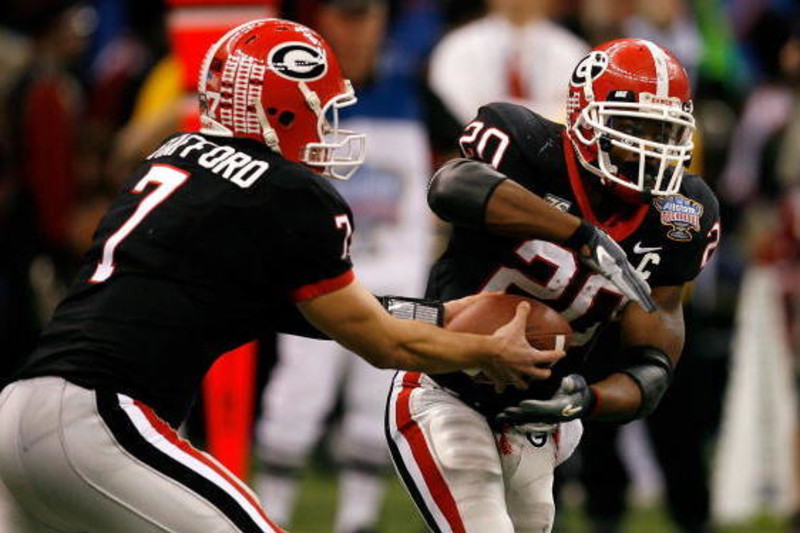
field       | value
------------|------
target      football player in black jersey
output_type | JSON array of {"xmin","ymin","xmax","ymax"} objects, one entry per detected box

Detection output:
[
  {"xmin": 0, "ymin": 20, "xmax": 576, "ymax": 533},
  {"xmin": 386, "ymin": 38, "xmax": 721, "ymax": 533}
]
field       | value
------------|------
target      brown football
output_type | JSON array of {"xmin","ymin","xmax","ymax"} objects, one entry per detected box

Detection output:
[{"xmin": 446, "ymin": 293, "xmax": 572, "ymax": 351}]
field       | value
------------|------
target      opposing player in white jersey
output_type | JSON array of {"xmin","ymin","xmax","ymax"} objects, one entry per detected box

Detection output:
[{"xmin": 255, "ymin": 2, "xmax": 434, "ymax": 532}]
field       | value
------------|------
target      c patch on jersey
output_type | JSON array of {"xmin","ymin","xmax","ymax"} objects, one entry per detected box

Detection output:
[
  {"xmin": 653, "ymin": 194, "xmax": 703, "ymax": 241},
  {"xmin": 544, "ymin": 193, "xmax": 572, "ymax": 212},
  {"xmin": 268, "ymin": 42, "xmax": 327, "ymax": 81}
]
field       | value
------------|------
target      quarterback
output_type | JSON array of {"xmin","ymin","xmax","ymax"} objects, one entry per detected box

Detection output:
[
  {"xmin": 0, "ymin": 19, "xmax": 571, "ymax": 533},
  {"xmin": 386, "ymin": 39, "xmax": 720, "ymax": 533}
]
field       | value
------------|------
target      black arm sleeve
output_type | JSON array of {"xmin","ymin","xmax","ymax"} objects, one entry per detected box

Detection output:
[
  {"xmin": 618, "ymin": 345, "xmax": 674, "ymax": 419},
  {"xmin": 427, "ymin": 158, "xmax": 507, "ymax": 228}
]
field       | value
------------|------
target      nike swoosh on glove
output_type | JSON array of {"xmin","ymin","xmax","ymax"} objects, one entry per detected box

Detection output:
[
  {"xmin": 495, "ymin": 374, "xmax": 595, "ymax": 426},
  {"xmin": 565, "ymin": 220, "xmax": 656, "ymax": 313}
]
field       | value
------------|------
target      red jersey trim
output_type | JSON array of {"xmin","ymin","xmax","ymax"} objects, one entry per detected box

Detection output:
[
  {"xmin": 562, "ymin": 131, "xmax": 649, "ymax": 242},
  {"xmin": 290, "ymin": 269, "xmax": 355, "ymax": 302}
]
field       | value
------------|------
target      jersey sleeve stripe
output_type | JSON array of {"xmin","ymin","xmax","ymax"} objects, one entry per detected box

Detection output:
[{"xmin": 289, "ymin": 269, "xmax": 355, "ymax": 302}]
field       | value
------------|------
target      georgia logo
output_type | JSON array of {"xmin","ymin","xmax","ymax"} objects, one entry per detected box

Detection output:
[
  {"xmin": 571, "ymin": 51, "xmax": 609, "ymax": 86},
  {"xmin": 268, "ymin": 42, "xmax": 327, "ymax": 81}
]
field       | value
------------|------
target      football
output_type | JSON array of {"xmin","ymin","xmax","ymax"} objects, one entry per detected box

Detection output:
[{"xmin": 446, "ymin": 293, "xmax": 572, "ymax": 351}]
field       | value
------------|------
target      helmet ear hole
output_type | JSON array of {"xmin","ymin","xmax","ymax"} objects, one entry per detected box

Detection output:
[
  {"xmin": 278, "ymin": 111, "xmax": 295, "ymax": 127},
  {"xmin": 599, "ymin": 137, "xmax": 612, "ymax": 152}
]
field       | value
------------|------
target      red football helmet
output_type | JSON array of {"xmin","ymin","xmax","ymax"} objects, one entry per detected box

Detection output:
[
  {"xmin": 198, "ymin": 18, "xmax": 365, "ymax": 180},
  {"xmin": 566, "ymin": 38, "xmax": 695, "ymax": 198}
]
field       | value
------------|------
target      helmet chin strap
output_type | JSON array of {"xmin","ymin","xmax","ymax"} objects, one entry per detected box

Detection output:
[{"xmin": 255, "ymin": 100, "xmax": 282, "ymax": 154}]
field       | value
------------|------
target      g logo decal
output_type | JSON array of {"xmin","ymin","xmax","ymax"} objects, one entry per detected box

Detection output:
[
  {"xmin": 571, "ymin": 51, "xmax": 609, "ymax": 86},
  {"xmin": 268, "ymin": 42, "xmax": 327, "ymax": 81}
]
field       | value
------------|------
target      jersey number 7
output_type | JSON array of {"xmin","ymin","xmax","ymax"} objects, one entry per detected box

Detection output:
[{"xmin": 90, "ymin": 164, "xmax": 189, "ymax": 283}]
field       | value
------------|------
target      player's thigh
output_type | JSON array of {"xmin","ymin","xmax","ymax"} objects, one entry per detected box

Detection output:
[
  {"xmin": 500, "ymin": 428, "xmax": 557, "ymax": 533},
  {"xmin": 386, "ymin": 372, "xmax": 513, "ymax": 533},
  {"xmin": 501, "ymin": 420, "xmax": 582, "ymax": 533},
  {"xmin": 65, "ymin": 385, "xmax": 280, "ymax": 532}
]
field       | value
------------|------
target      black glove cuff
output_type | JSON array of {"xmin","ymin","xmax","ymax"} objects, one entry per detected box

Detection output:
[
  {"xmin": 378, "ymin": 296, "xmax": 444, "ymax": 327},
  {"xmin": 563, "ymin": 219, "xmax": 595, "ymax": 250}
]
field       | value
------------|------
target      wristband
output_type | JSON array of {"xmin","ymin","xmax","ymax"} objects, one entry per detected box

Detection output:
[
  {"xmin": 563, "ymin": 219, "xmax": 595, "ymax": 250},
  {"xmin": 378, "ymin": 296, "xmax": 444, "ymax": 327}
]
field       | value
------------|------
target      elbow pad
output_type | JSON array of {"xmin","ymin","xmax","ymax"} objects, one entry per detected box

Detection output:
[
  {"xmin": 427, "ymin": 158, "xmax": 507, "ymax": 228},
  {"xmin": 618, "ymin": 346, "xmax": 673, "ymax": 419}
]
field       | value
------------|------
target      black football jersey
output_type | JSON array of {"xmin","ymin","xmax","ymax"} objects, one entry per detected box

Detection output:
[
  {"xmin": 18, "ymin": 133, "xmax": 354, "ymax": 425},
  {"xmin": 427, "ymin": 102, "xmax": 721, "ymax": 417}
]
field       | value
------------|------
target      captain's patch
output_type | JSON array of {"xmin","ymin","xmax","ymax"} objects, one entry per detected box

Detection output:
[
  {"xmin": 544, "ymin": 193, "xmax": 572, "ymax": 212},
  {"xmin": 653, "ymin": 194, "xmax": 703, "ymax": 241}
]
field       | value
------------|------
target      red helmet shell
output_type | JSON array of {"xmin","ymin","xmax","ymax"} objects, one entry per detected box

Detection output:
[
  {"xmin": 566, "ymin": 38, "xmax": 695, "ymax": 197},
  {"xmin": 198, "ymin": 19, "xmax": 349, "ymax": 163}
]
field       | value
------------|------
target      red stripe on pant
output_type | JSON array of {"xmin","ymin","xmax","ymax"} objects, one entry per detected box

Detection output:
[
  {"xmin": 395, "ymin": 372, "xmax": 466, "ymax": 533},
  {"xmin": 133, "ymin": 400, "xmax": 284, "ymax": 532}
]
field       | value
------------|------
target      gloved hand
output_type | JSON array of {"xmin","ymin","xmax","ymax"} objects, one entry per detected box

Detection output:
[
  {"xmin": 495, "ymin": 374, "xmax": 595, "ymax": 427},
  {"xmin": 565, "ymin": 220, "xmax": 656, "ymax": 313}
]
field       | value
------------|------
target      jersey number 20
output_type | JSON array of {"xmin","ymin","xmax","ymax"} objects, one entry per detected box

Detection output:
[{"xmin": 90, "ymin": 164, "xmax": 189, "ymax": 283}]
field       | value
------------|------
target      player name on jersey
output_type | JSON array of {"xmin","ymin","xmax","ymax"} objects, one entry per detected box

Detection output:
[{"xmin": 148, "ymin": 133, "xmax": 271, "ymax": 189}]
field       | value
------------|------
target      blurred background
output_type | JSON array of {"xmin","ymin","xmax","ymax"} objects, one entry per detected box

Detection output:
[{"xmin": 1, "ymin": 0, "xmax": 800, "ymax": 531}]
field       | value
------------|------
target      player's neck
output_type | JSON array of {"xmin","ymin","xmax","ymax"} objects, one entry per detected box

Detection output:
[{"xmin": 580, "ymin": 172, "xmax": 639, "ymax": 224}]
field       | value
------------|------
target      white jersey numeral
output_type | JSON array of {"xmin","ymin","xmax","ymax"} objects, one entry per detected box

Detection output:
[
  {"xmin": 90, "ymin": 164, "xmax": 189, "ymax": 283},
  {"xmin": 458, "ymin": 120, "xmax": 510, "ymax": 169},
  {"xmin": 481, "ymin": 239, "xmax": 625, "ymax": 346},
  {"xmin": 701, "ymin": 221, "xmax": 721, "ymax": 268},
  {"xmin": 335, "ymin": 214, "xmax": 353, "ymax": 260}
]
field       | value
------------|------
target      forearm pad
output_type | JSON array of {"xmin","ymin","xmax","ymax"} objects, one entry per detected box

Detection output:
[
  {"xmin": 427, "ymin": 158, "xmax": 507, "ymax": 228},
  {"xmin": 618, "ymin": 346, "xmax": 673, "ymax": 419},
  {"xmin": 377, "ymin": 296, "xmax": 444, "ymax": 327}
]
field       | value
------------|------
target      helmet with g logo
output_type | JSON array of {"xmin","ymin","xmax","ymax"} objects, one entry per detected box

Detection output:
[
  {"xmin": 199, "ymin": 18, "xmax": 365, "ymax": 180},
  {"xmin": 566, "ymin": 39, "xmax": 695, "ymax": 198}
]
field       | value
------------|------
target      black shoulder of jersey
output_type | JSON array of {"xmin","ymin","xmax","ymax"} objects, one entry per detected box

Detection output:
[
  {"xmin": 475, "ymin": 102, "xmax": 564, "ymax": 163},
  {"xmin": 679, "ymin": 172, "xmax": 720, "ymax": 231},
  {"xmin": 462, "ymin": 103, "xmax": 566, "ymax": 192}
]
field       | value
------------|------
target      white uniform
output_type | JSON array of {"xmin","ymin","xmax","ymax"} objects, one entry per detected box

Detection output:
[
  {"xmin": 385, "ymin": 372, "xmax": 582, "ymax": 533},
  {"xmin": 428, "ymin": 15, "xmax": 588, "ymax": 124},
  {"xmin": 256, "ymin": 119, "xmax": 432, "ymax": 529}
]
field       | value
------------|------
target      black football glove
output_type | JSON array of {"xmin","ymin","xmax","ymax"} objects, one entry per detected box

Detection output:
[
  {"xmin": 565, "ymin": 220, "xmax": 656, "ymax": 313},
  {"xmin": 495, "ymin": 374, "xmax": 594, "ymax": 427}
]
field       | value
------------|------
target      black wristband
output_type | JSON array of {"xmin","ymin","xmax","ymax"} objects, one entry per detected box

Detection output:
[
  {"xmin": 563, "ymin": 219, "xmax": 595, "ymax": 250},
  {"xmin": 378, "ymin": 296, "xmax": 444, "ymax": 327}
]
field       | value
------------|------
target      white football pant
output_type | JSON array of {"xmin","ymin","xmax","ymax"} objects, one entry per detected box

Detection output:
[
  {"xmin": 385, "ymin": 371, "xmax": 582, "ymax": 533},
  {"xmin": 0, "ymin": 377, "xmax": 282, "ymax": 533}
]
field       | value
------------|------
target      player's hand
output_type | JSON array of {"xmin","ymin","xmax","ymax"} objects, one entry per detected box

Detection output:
[
  {"xmin": 495, "ymin": 374, "xmax": 594, "ymax": 426},
  {"xmin": 480, "ymin": 302, "xmax": 565, "ymax": 392},
  {"xmin": 568, "ymin": 221, "xmax": 656, "ymax": 313},
  {"xmin": 442, "ymin": 292, "xmax": 499, "ymax": 326}
]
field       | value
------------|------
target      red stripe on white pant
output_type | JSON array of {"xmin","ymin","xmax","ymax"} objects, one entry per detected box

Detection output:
[{"xmin": 394, "ymin": 372, "xmax": 466, "ymax": 533}]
